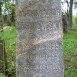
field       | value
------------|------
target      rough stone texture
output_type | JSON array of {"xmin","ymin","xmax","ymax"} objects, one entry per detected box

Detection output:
[{"xmin": 16, "ymin": 0, "xmax": 64, "ymax": 77}]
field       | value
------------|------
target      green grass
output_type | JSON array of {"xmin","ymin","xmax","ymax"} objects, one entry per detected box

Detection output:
[
  {"xmin": 0, "ymin": 73, "xmax": 7, "ymax": 77},
  {"xmin": 4, "ymin": 26, "xmax": 16, "ymax": 76},
  {"xmin": 0, "ymin": 26, "xmax": 77, "ymax": 77},
  {"xmin": 0, "ymin": 26, "xmax": 16, "ymax": 77},
  {"xmin": 63, "ymin": 30, "xmax": 77, "ymax": 77}
]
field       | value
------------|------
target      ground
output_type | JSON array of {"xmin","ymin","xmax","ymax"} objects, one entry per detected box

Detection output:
[{"xmin": 64, "ymin": 30, "xmax": 77, "ymax": 77}]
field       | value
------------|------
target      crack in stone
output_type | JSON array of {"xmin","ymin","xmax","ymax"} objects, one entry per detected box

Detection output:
[{"xmin": 32, "ymin": 33, "xmax": 62, "ymax": 45}]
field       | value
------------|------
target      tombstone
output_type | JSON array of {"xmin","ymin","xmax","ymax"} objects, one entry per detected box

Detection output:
[
  {"xmin": 0, "ymin": 40, "xmax": 5, "ymax": 73},
  {"xmin": 0, "ymin": 0, "xmax": 6, "ymax": 74},
  {"xmin": 0, "ymin": 14, "xmax": 4, "ymax": 73},
  {"xmin": 16, "ymin": 0, "xmax": 64, "ymax": 77},
  {"xmin": 62, "ymin": 15, "xmax": 69, "ymax": 32}
]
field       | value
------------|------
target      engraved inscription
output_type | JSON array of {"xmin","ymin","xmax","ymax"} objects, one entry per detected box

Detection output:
[{"xmin": 16, "ymin": 0, "xmax": 64, "ymax": 77}]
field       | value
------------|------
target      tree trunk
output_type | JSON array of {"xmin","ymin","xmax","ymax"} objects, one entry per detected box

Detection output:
[
  {"xmin": 69, "ymin": 0, "xmax": 73, "ymax": 29},
  {"xmin": 16, "ymin": 0, "xmax": 64, "ymax": 77}
]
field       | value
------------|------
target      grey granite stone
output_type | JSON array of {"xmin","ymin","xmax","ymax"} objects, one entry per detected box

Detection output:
[{"xmin": 16, "ymin": 0, "xmax": 64, "ymax": 77}]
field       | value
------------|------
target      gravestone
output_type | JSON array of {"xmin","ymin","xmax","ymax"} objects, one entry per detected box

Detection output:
[
  {"xmin": 16, "ymin": 0, "xmax": 64, "ymax": 77},
  {"xmin": 0, "ymin": 40, "xmax": 5, "ymax": 73},
  {"xmin": 0, "ymin": 0, "xmax": 6, "ymax": 74}
]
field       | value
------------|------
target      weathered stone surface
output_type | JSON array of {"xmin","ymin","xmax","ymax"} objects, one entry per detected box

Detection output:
[{"xmin": 16, "ymin": 0, "xmax": 64, "ymax": 77}]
